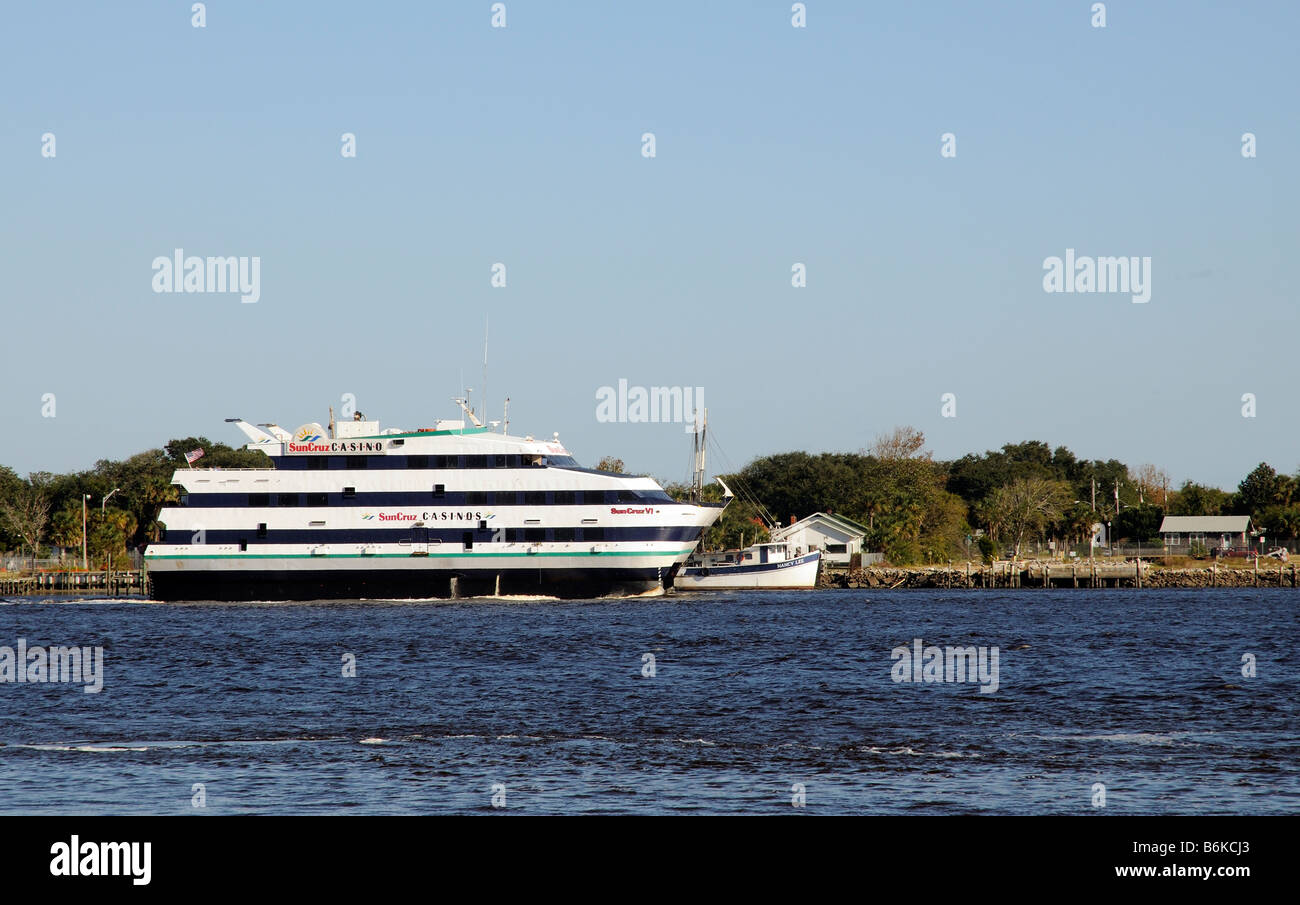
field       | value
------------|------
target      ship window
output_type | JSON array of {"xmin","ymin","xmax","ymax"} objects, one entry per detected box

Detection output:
[
  {"xmin": 257, "ymin": 523, "xmax": 267, "ymax": 538},
  {"xmin": 307, "ymin": 493, "xmax": 328, "ymax": 507},
  {"xmin": 508, "ymin": 455, "xmax": 522, "ymax": 467},
  {"xmin": 554, "ymin": 527, "xmax": 575, "ymax": 542},
  {"xmin": 553, "ymin": 491, "xmax": 575, "ymax": 505},
  {"xmin": 467, "ymin": 492, "xmax": 487, "ymax": 505},
  {"xmin": 346, "ymin": 456, "xmax": 367, "ymax": 469},
  {"xmin": 431, "ymin": 455, "xmax": 448, "ymax": 469},
  {"xmin": 617, "ymin": 491, "xmax": 638, "ymax": 503},
  {"xmin": 493, "ymin": 492, "xmax": 516, "ymax": 505},
  {"xmin": 547, "ymin": 456, "xmax": 578, "ymax": 467},
  {"xmin": 432, "ymin": 484, "xmax": 445, "ymax": 499},
  {"xmin": 583, "ymin": 527, "xmax": 604, "ymax": 541},
  {"xmin": 464, "ymin": 455, "xmax": 485, "ymax": 468},
  {"xmin": 584, "ymin": 491, "xmax": 608, "ymax": 505},
  {"xmin": 641, "ymin": 490, "xmax": 673, "ymax": 503},
  {"xmin": 407, "ymin": 456, "xmax": 428, "ymax": 469},
  {"xmin": 177, "ymin": 492, "xmax": 189, "ymax": 507},
  {"xmin": 505, "ymin": 528, "xmax": 521, "ymax": 542},
  {"xmin": 343, "ymin": 487, "xmax": 356, "ymax": 499},
  {"xmin": 524, "ymin": 528, "xmax": 545, "ymax": 543},
  {"xmin": 524, "ymin": 491, "xmax": 546, "ymax": 506},
  {"xmin": 278, "ymin": 493, "xmax": 299, "ymax": 506},
  {"xmin": 248, "ymin": 493, "xmax": 270, "ymax": 507},
  {"xmin": 306, "ymin": 457, "xmax": 327, "ymax": 471}
]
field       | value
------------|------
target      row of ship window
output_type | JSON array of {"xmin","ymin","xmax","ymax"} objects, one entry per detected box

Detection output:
[
  {"xmin": 178, "ymin": 488, "xmax": 672, "ymax": 507},
  {"xmin": 274, "ymin": 454, "xmax": 582, "ymax": 470}
]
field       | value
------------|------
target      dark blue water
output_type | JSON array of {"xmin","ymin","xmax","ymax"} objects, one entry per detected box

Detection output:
[{"xmin": 0, "ymin": 589, "xmax": 1295, "ymax": 814}]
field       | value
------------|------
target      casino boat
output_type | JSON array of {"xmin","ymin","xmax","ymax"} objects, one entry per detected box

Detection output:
[{"xmin": 144, "ymin": 404, "xmax": 726, "ymax": 601}]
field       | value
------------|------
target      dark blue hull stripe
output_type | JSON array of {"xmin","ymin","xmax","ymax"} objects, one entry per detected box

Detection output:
[
  {"xmin": 164, "ymin": 525, "xmax": 703, "ymax": 544},
  {"xmin": 149, "ymin": 566, "xmax": 669, "ymax": 602},
  {"xmin": 266, "ymin": 455, "xmax": 580, "ymax": 471}
]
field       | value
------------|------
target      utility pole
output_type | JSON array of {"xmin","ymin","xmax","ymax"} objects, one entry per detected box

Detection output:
[
  {"xmin": 101, "ymin": 488, "xmax": 120, "ymax": 574},
  {"xmin": 81, "ymin": 494, "xmax": 90, "ymax": 570}
]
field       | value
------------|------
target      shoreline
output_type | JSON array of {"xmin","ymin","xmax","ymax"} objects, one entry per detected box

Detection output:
[{"xmin": 821, "ymin": 562, "xmax": 1300, "ymax": 589}]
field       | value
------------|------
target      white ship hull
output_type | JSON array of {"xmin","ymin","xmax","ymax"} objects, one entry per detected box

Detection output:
[{"xmin": 145, "ymin": 416, "xmax": 725, "ymax": 601}]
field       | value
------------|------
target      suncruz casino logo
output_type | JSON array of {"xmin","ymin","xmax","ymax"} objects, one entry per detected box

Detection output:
[
  {"xmin": 295, "ymin": 424, "xmax": 323, "ymax": 442},
  {"xmin": 363, "ymin": 511, "xmax": 487, "ymax": 522}
]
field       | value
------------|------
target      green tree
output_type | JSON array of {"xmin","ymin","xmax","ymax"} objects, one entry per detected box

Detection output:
[
  {"xmin": 1235, "ymin": 463, "xmax": 1283, "ymax": 517},
  {"xmin": 1115, "ymin": 503, "xmax": 1163, "ymax": 544},
  {"xmin": 595, "ymin": 456, "xmax": 625, "ymax": 474},
  {"xmin": 1168, "ymin": 481, "xmax": 1229, "ymax": 517},
  {"xmin": 982, "ymin": 477, "xmax": 1071, "ymax": 558},
  {"xmin": 0, "ymin": 473, "xmax": 53, "ymax": 568},
  {"xmin": 701, "ymin": 500, "xmax": 770, "ymax": 551}
]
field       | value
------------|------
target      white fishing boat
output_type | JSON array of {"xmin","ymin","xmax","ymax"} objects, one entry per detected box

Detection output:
[
  {"xmin": 669, "ymin": 411, "xmax": 819, "ymax": 590},
  {"xmin": 677, "ymin": 542, "xmax": 822, "ymax": 590}
]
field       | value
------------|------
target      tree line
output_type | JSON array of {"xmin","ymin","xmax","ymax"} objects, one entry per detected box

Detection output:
[
  {"xmin": 3, "ymin": 428, "xmax": 1297, "ymax": 569},
  {"xmin": 669, "ymin": 427, "xmax": 1300, "ymax": 564},
  {"xmin": 0, "ymin": 439, "xmax": 264, "ymax": 569}
]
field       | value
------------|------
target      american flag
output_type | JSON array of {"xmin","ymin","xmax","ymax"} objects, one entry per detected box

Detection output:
[{"xmin": 185, "ymin": 448, "xmax": 205, "ymax": 464}]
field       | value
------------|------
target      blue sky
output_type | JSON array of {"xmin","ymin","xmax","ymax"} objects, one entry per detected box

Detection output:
[{"xmin": 1, "ymin": 1, "xmax": 1296, "ymax": 490}]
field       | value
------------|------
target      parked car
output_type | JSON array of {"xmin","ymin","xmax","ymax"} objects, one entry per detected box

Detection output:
[{"xmin": 1212, "ymin": 547, "xmax": 1252, "ymax": 558}]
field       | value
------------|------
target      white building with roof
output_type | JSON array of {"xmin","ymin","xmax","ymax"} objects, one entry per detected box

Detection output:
[
  {"xmin": 769, "ymin": 512, "xmax": 881, "ymax": 566},
  {"xmin": 1158, "ymin": 515, "xmax": 1251, "ymax": 554}
]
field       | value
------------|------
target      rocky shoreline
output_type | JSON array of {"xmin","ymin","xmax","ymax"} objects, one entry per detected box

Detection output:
[{"xmin": 821, "ymin": 562, "xmax": 1299, "ymax": 590}]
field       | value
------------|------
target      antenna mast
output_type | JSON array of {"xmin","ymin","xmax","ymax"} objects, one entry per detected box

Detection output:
[
  {"xmin": 481, "ymin": 315, "xmax": 489, "ymax": 426},
  {"xmin": 691, "ymin": 408, "xmax": 708, "ymax": 503}
]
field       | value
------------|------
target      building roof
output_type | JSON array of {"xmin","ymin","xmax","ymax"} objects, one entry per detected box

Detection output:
[
  {"xmin": 772, "ymin": 511, "xmax": 872, "ymax": 540},
  {"xmin": 1158, "ymin": 516, "xmax": 1251, "ymax": 533}
]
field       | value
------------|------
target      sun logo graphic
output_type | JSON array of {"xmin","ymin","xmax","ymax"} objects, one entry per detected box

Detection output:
[
  {"xmin": 293, "ymin": 423, "xmax": 325, "ymax": 442},
  {"xmin": 360, "ymin": 513, "xmax": 375, "ymax": 520}
]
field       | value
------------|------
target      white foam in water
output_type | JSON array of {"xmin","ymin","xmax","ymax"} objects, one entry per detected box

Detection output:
[
  {"xmin": 1021, "ymin": 731, "xmax": 1190, "ymax": 746},
  {"xmin": 14, "ymin": 738, "xmax": 349, "ymax": 753},
  {"xmin": 20, "ymin": 744, "xmax": 149, "ymax": 753}
]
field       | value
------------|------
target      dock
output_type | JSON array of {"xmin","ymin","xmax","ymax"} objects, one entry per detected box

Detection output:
[{"xmin": 0, "ymin": 570, "xmax": 150, "ymax": 598}]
